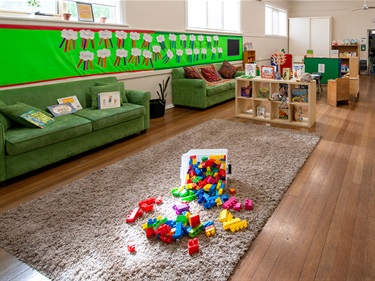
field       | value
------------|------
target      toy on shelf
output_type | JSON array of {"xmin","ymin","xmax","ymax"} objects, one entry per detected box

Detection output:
[{"xmin": 271, "ymin": 51, "xmax": 286, "ymax": 78}]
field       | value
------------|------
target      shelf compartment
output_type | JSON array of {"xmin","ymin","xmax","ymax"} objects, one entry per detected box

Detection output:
[{"xmin": 236, "ymin": 98, "xmax": 254, "ymax": 117}]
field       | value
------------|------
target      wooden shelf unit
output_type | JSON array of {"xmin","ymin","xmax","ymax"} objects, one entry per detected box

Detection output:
[
  {"xmin": 243, "ymin": 50, "xmax": 256, "ymax": 68},
  {"xmin": 331, "ymin": 44, "xmax": 360, "ymax": 72},
  {"xmin": 235, "ymin": 77, "xmax": 316, "ymax": 128}
]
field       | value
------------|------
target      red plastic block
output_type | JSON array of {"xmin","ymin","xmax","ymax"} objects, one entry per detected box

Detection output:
[
  {"xmin": 126, "ymin": 207, "xmax": 143, "ymax": 223},
  {"xmin": 189, "ymin": 214, "xmax": 201, "ymax": 228},
  {"xmin": 140, "ymin": 203, "xmax": 154, "ymax": 212},
  {"xmin": 127, "ymin": 242, "xmax": 136, "ymax": 253},
  {"xmin": 188, "ymin": 238, "xmax": 199, "ymax": 255},
  {"xmin": 138, "ymin": 197, "xmax": 156, "ymax": 208}
]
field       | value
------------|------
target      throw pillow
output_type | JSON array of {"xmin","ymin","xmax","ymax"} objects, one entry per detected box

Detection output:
[
  {"xmin": 0, "ymin": 100, "xmax": 14, "ymax": 130},
  {"xmin": 95, "ymin": 81, "xmax": 128, "ymax": 104},
  {"xmin": 218, "ymin": 61, "xmax": 238, "ymax": 79},
  {"xmin": 89, "ymin": 84, "xmax": 123, "ymax": 109},
  {"xmin": 183, "ymin": 66, "xmax": 202, "ymax": 79},
  {"xmin": 0, "ymin": 102, "xmax": 53, "ymax": 128},
  {"xmin": 200, "ymin": 65, "xmax": 220, "ymax": 82}
]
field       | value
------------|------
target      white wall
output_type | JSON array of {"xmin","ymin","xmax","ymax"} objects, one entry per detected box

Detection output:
[{"xmin": 289, "ymin": 0, "xmax": 375, "ymax": 60}]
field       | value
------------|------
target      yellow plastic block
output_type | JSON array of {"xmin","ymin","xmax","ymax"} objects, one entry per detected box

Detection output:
[
  {"xmin": 203, "ymin": 184, "xmax": 212, "ymax": 192},
  {"xmin": 216, "ymin": 197, "xmax": 222, "ymax": 207}
]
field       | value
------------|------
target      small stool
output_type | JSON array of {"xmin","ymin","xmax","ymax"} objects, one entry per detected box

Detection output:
[
  {"xmin": 327, "ymin": 77, "xmax": 349, "ymax": 107},
  {"xmin": 311, "ymin": 73, "xmax": 323, "ymax": 94}
]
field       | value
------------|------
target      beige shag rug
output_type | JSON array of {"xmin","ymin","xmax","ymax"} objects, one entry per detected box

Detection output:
[{"xmin": 0, "ymin": 119, "xmax": 320, "ymax": 281}]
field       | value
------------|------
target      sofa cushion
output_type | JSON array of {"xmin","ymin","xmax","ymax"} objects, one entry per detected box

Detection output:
[
  {"xmin": 89, "ymin": 84, "xmax": 123, "ymax": 109},
  {"xmin": 0, "ymin": 102, "xmax": 53, "ymax": 128},
  {"xmin": 0, "ymin": 100, "xmax": 14, "ymax": 131},
  {"xmin": 218, "ymin": 61, "xmax": 237, "ymax": 78},
  {"xmin": 200, "ymin": 65, "xmax": 221, "ymax": 82},
  {"xmin": 206, "ymin": 83, "xmax": 232, "ymax": 96},
  {"xmin": 4, "ymin": 114, "xmax": 92, "ymax": 156},
  {"xmin": 73, "ymin": 103, "xmax": 145, "ymax": 131},
  {"xmin": 95, "ymin": 81, "xmax": 128, "ymax": 104},
  {"xmin": 183, "ymin": 66, "xmax": 202, "ymax": 79}
]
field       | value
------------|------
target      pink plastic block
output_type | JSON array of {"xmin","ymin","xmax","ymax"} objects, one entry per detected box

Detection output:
[
  {"xmin": 244, "ymin": 198, "xmax": 253, "ymax": 210},
  {"xmin": 155, "ymin": 197, "xmax": 163, "ymax": 204},
  {"xmin": 233, "ymin": 202, "xmax": 242, "ymax": 211},
  {"xmin": 222, "ymin": 197, "xmax": 238, "ymax": 210}
]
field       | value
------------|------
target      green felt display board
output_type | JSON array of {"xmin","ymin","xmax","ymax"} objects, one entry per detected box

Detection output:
[
  {"xmin": 304, "ymin": 57, "xmax": 341, "ymax": 84},
  {"xmin": 0, "ymin": 25, "xmax": 243, "ymax": 87}
]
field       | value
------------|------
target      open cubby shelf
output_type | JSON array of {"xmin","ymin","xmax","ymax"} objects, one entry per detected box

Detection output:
[{"xmin": 235, "ymin": 77, "xmax": 316, "ymax": 128}]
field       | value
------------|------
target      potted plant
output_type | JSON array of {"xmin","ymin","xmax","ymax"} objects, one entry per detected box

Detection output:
[
  {"xmin": 27, "ymin": 0, "xmax": 40, "ymax": 15},
  {"xmin": 150, "ymin": 76, "xmax": 170, "ymax": 118}
]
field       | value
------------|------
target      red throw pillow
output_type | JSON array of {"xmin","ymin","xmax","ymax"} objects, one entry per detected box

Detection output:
[
  {"xmin": 184, "ymin": 66, "xmax": 201, "ymax": 79},
  {"xmin": 200, "ymin": 65, "xmax": 220, "ymax": 82},
  {"xmin": 218, "ymin": 60, "xmax": 237, "ymax": 78}
]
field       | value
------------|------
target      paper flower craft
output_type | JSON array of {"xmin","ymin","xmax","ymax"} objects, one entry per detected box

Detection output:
[
  {"xmin": 114, "ymin": 49, "xmax": 128, "ymax": 66},
  {"xmin": 130, "ymin": 32, "xmax": 140, "ymax": 48},
  {"xmin": 162, "ymin": 49, "xmax": 173, "ymax": 64},
  {"xmin": 180, "ymin": 34, "xmax": 187, "ymax": 48},
  {"xmin": 115, "ymin": 30, "xmax": 127, "ymax": 48},
  {"xmin": 99, "ymin": 30, "xmax": 113, "ymax": 48},
  {"xmin": 79, "ymin": 30, "xmax": 95, "ymax": 50},
  {"xmin": 59, "ymin": 29, "xmax": 78, "ymax": 52},
  {"xmin": 176, "ymin": 49, "xmax": 183, "ymax": 63},
  {"xmin": 142, "ymin": 33, "xmax": 153, "ymax": 49},
  {"xmin": 169, "ymin": 34, "xmax": 177, "ymax": 49},
  {"xmin": 77, "ymin": 51, "xmax": 94, "ymax": 70},
  {"xmin": 97, "ymin": 49, "xmax": 111, "ymax": 68},
  {"xmin": 128, "ymin": 48, "xmax": 141, "ymax": 65},
  {"xmin": 156, "ymin": 34, "xmax": 166, "ymax": 50},
  {"xmin": 152, "ymin": 45, "xmax": 162, "ymax": 61},
  {"xmin": 142, "ymin": 49, "xmax": 153, "ymax": 67}
]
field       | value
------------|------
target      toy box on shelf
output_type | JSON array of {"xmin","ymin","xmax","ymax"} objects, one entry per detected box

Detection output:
[
  {"xmin": 235, "ymin": 77, "xmax": 316, "ymax": 128},
  {"xmin": 180, "ymin": 149, "xmax": 229, "ymax": 188}
]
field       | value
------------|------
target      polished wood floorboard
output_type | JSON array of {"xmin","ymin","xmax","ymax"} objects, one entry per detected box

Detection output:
[{"xmin": 0, "ymin": 75, "xmax": 374, "ymax": 281}]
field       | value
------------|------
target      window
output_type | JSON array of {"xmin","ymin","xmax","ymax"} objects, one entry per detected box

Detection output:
[
  {"xmin": 187, "ymin": 0, "xmax": 241, "ymax": 33},
  {"xmin": 265, "ymin": 5, "xmax": 287, "ymax": 36},
  {"xmin": 0, "ymin": 0, "xmax": 122, "ymax": 24}
]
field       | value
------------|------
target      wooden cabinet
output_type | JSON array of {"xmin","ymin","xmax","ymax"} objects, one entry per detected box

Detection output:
[
  {"xmin": 243, "ymin": 50, "xmax": 256, "ymax": 68},
  {"xmin": 327, "ymin": 78, "xmax": 349, "ymax": 107},
  {"xmin": 235, "ymin": 77, "xmax": 316, "ymax": 128}
]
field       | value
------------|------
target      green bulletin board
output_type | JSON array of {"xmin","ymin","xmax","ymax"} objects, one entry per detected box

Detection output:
[
  {"xmin": 304, "ymin": 57, "xmax": 341, "ymax": 84},
  {"xmin": 0, "ymin": 25, "xmax": 243, "ymax": 87}
]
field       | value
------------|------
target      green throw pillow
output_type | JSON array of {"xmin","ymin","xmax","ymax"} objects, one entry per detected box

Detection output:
[
  {"xmin": 92, "ymin": 82, "xmax": 128, "ymax": 107},
  {"xmin": 0, "ymin": 100, "xmax": 14, "ymax": 130},
  {"xmin": 0, "ymin": 102, "xmax": 53, "ymax": 128}
]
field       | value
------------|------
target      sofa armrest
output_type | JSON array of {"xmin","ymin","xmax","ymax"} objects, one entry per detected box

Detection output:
[
  {"xmin": 233, "ymin": 70, "xmax": 245, "ymax": 78},
  {"xmin": 172, "ymin": 78, "xmax": 208, "ymax": 108},
  {"xmin": 0, "ymin": 124, "xmax": 6, "ymax": 182},
  {"xmin": 125, "ymin": 90, "xmax": 151, "ymax": 129}
]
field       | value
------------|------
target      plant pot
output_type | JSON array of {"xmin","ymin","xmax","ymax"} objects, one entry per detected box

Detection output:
[
  {"xmin": 62, "ymin": 13, "xmax": 71, "ymax": 20},
  {"xmin": 150, "ymin": 99, "xmax": 165, "ymax": 118}
]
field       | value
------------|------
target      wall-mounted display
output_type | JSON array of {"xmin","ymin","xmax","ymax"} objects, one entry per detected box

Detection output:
[{"xmin": 0, "ymin": 25, "xmax": 243, "ymax": 87}]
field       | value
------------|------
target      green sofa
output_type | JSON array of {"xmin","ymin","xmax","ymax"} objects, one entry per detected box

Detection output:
[
  {"xmin": 0, "ymin": 76, "xmax": 150, "ymax": 182},
  {"xmin": 171, "ymin": 63, "xmax": 244, "ymax": 109}
]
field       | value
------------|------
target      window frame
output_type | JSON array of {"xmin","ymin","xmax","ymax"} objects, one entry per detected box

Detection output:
[
  {"xmin": 265, "ymin": 4, "xmax": 288, "ymax": 37},
  {"xmin": 0, "ymin": 0, "xmax": 124, "ymax": 25},
  {"xmin": 185, "ymin": 0, "xmax": 242, "ymax": 34}
]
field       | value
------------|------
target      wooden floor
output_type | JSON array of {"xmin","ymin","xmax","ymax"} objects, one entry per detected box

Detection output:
[{"xmin": 0, "ymin": 75, "xmax": 374, "ymax": 281}]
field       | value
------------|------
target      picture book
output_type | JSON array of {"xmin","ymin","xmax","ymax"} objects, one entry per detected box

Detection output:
[
  {"xmin": 57, "ymin": 95, "xmax": 82, "ymax": 110},
  {"xmin": 48, "ymin": 102, "xmax": 76, "ymax": 117},
  {"xmin": 241, "ymin": 86, "xmax": 252, "ymax": 98},
  {"xmin": 257, "ymin": 105, "xmax": 266, "ymax": 118},
  {"xmin": 291, "ymin": 88, "xmax": 308, "ymax": 102},
  {"xmin": 258, "ymin": 82, "xmax": 270, "ymax": 98},
  {"xmin": 98, "ymin": 91, "xmax": 121, "ymax": 109},
  {"xmin": 282, "ymin": 68, "xmax": 291, "ymax": 80},
  {"xmin": 261, "ymin": 65, "xmax": 275, "ymax": 79},
  {"xmin": 20, "ymin": 109, "xmax": 55, "ymax": 128},
  {"xmin": 294, "ymin": 106, "xmax": 304, "ymax": 121},
  {"xmin": 278, "ymin": 102, "xmax": 289, "ymax": 119},
  {"xmin": 245, "ymin": 63, "xmax": 257, "ymax": 77},
  {"xmin": 292, "ymin": 64, "xmax": 305, "ymax": 80}
]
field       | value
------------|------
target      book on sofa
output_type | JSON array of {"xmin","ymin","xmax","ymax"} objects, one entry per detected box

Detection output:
[
  {"xmin": 20, "ymin": 109, "xmax": 55, "ymax": 128},
  {"xmin": 48, "ymin": 103, "xmax": 76, "ymax": 116},
  {"xmin": 98, "ymin": 91, "xmax": 121, "ymax": 109},
  {"xmin": 57, "ymin": 95, "xmax": 82, "ymax": 110}
]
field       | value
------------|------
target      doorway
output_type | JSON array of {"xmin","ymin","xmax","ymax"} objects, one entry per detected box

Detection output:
[{"xmin": 368, "ymin": 29, "xmax": 375, "ymax": 74}]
